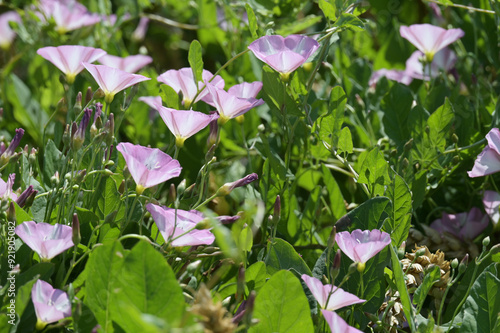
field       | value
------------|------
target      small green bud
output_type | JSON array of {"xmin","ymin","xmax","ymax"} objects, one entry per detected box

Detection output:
[
  {"xmin": 483, "ymin": 236, "xmax": 491, "ymax": 247},
  {"xmin": 451, "ymin": 258, "xmax": 459, "ymax": 269}
]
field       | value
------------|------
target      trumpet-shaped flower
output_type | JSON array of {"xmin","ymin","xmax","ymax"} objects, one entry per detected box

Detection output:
[
  {"xmin": 248, "ymin": 35, "xmax": 319, "ymax": 77},
  {"xmin": 301, "ymin": 275, "xmax": 365, "ymax": 311},
  {"xmin": 468, "ymin": 128, "xmax": 500, "ymax": 177},
  {"xmin": 98, "ymin": 54, "xmax": 153, "ymax": 73},
  {"xmin": 37, "ymin": 46, "xmax": 106, "ymax": 84},
  {"xmin": 483, "ymin": 191, "xmax": 500, "ymax": 228},
  {"xmin": 400, "ymin": 24, "xmax": 464, "ymax": 62},
  {"xmin": 146, "ymin": 203, "xmax": 215, "ymax": 247},
  {"xmin": 37, "ymin": 0, "xmax": 100, "ymax": 34},
  {"xmin": 321, "ymin": 310, "xmax": 363, "ymax": 333},
  {"xmin": 157, "ymin": 68, "xmax": 225, "ymax": 108},
  {"xmin": 206, "ymin": 82, "xmax": 264, "ymax": 124},
  {"xmin": 0, "ymin": 174, "xmax": 17, "ymax": 201},
  {"xmin": 31, "ymin": 280, "xmax": 71, "ymax": 330},
  {"xmin": 15, "ymin": 221, "xmax": 74, "ymax": 261},
  {"xmin": 139, "ymin": 96, "xmax": 218, "ymax": 148},
  {"xmin": 430, "ymin": 208, "xmax": 489, "ymax": 240},
  {"xmin": 116, "ymin": 142, "xmax": 181, "ymax": 194},
  {"xmin": 335, "ymin": 229, "xmax": 391, "ymax": 264},
  {"xmin": 83, "ymin": 63, "xmax": 150, "ymax": 103},
  {"xmin": 0, "ymin": 11, "xmax": 21, "ymax": 50}
]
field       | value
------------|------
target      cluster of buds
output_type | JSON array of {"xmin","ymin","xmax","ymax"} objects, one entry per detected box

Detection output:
[{"xmin": 190, "ymin": 284, "xmax": 236, "ymax": 333}]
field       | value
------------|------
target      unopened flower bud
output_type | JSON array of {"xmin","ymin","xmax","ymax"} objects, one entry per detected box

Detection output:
[
  {"xmin": 72, "ymin": 213, "xmax": 81, "ymax": 246},
  {"xmin": 7, "ymin": 201, "xmax": 16, "ymax": 222},
  {"xmin": 167, "ymin": 183, "xmax": 176, "ymax": 204},
  {"xmin": 217, "ymin": 215, "xmax": 240, "ymax": 225},
  {"xmin": 404, "ymin": 138, "xmax": 413, "ymax": 152},
  {"xmin": 330, "ymin": 249, "xmax": 341, "ymax": 281},
  {"xmin": 216, "ymin": 173, "xmax": 258, "ymax": 197},
  {"xmin": 459, "ymin": 254, "xmax": 468, "ymax": 274},
  {"xmin": 132, "ymin": 17, "xmax": 149, "ymax": 42},
  {"xmin": 402, "ymin": 157, "xmax": 409, "ymax": 169},
  {"xmin": 452, "ymin": 133, "xmax": 459, "ymax": 144},
  {"xmin": 85, "ymin": 86, "xmax": 93, "ymax": 105},
  {"xmin": 451, "ymin": 258, "xmax": 459, "ymax": 269},
  {"xmin": 327, "ymin": 226, "xmax": 336, "ymax": 250},
  {"xmin": 415, "ymin": 247, "xmax": 427, "ymax": 258},
  {"xmin": 0, "ymin": 128, "xmax": 25, "ymax": 165},
  {"xmin": 104, "ymin": 114, "xmax": 114, "ymax": 146},
  {"xmin": 75, "ymin": 170, "xmax": 87, "ymax": 183},
  {"xmin": 490, "ymin": 244, "xmax": 500, "ymax": 255},
  {"xmin": 348, "ymin": 262, "xmax": 358, "ymax": 275},
  {"xmin": 184, "ymin": 183, "xmax": 196, "ymax": 196},
  {"xmin": 62, "ymin": 124, "xmax": 71, "ymax": 147},
  {"xmin": 72, "ymin": 108, "xmax": 92, "ymax": 151},
  {"xmin": 118, "ymin": 180, "xmax": 125, "ymax": 195},
  {"xmin": 16, "ymin": 185, "xmax": 37, "ymax": 208},
  {"xmin": 177, "ymin": 179, "xmax": 187, "ymax": 196},
  {"xmin": 397, "ymin": 241, "xmax": 406, "ymax": 259},
  {"xmin": 195, "ymin": 219, "xmax": 211, "ymax": 230},
  {"xmin": 205, "ymin": 144, "xmax": 216, "ymax": 163},
  {"xmin": 51, "ymin": 171, "xmax": 60, "ymax": 186},
  {"xmin": 257, "ymin": 124, "xmax": 265, "ymax": 132},
  {"xmin": 29, "ymin": 148, "xmax": 37, "ymax": 165},
  {"xmin": 74, "ymin": 92, "xmax": 82, "ymax": 113},
  {"xmin": 236, "ymin": 265, "xmax": 245, "ymax": 303},
  {"xmin": 483, "ymin": 236, "xmax": 490, "ymax": 247},
  {"xmin": 273, "ymin": 195, "xmax": 281, "ymax": 225},
  {"xmin": 56, "ymin": 97, "xmax": 68, "ymax": 116}
]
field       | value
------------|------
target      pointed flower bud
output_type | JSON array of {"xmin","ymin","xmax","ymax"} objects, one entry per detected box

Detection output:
[
  {"xmin": 273, "ymin": 195, "xmax": 281, "ymax": 225},
  {"xmin": 16, "ymin": 185, "xmax": 37, "ymax": 208},
  {"xmin": 72, "ymin": 213, "xmax": 81, "ymax": 246},
  {"xmin": 85, "ymin": 86, "xmax": 93, "ymax": 105},
  {"xmin": 72, "ymin": 108, "xmax": 92, "ymax": 150},
  {"xmin": 74, "ymin": 91, "xmax": 82, "ymax": 113},
  {"xmin": 216, "ymin": 173, "xmax": 258, "ymax": 196},
  {"xmin": 0, "ymin": 128, "xmax": 24, "ymax": 165}
]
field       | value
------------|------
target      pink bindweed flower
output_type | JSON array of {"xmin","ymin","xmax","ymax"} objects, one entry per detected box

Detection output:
[
  {"xmin": 146, "ymin": 203, "xmax": 215, "ymax": 247},
  {"xmin": 15, "ymin": 221, "xmax": 74, "ymax": 261},
  {"xmin": 0, "ymin": 174, "xmax": 18, "ymax": 201},
  {"xmin": 139, "ymin": 96, "xmax": 219, "ymax": 148},
  {"xmin": 248, "ymin": 35, "xmax": 319, "ymax": 79},
  {"xmin": 116, "ymin": 142, "xmax": 182, "ymax": 194},
  {"xmin": 206, "ymin": 82, "xmax": 264, "ymax": 125},
  {"xmin": 83, "ymin": 63, "xmax": 150, "ymax": 103},
  {"xmin": 0, "ymin": 11, "xmax": 21, "ymax": 50},
  {"xmin": 132, "ymin": 17, "xmax": 149, "ymax": 42},
  {"xmin": 37, "ymin": 0, "xmax": 100, "ymax": 34},
  {"xmin": 98, "ymin": 54, "xmax": 153, "ymax": 73},
  {"xmin": 405, "ymin": 49, "xmax": 457, "ymax": 80},
  {"xmin": 157, "ymin": 68, "xmax": 225, "ymax": 108},
  {"xmin": 216, "ymin": 173, "xmax": 259, "ymax": 196},
  {"xmin": 301, "ymin": 274, "xmax": 365, "ymax": 311},
  {"xmin": 468, "ymin": 128, "xmax": 500, "ymax": 177},
  {"xmin": 399, "ymin": 24, "xmax": 464, "ymax": 62},
  {"xmin": 335, "ymin": 229, "xmax": 391, "ymax": 266},
  {"xmin": 321, "ymin": 310, "xmax": 363, "ymax": 333},
  {"xmin": 430, "ymin": 208, "xmax": 489, "ymax": 240},
  {"xmin": 483, "ymin": 191, "xmax": 500, "ymax": 229},
  {"xmin": 31, "ymin": 280, "xmax": 71, "ymax": 330},
  {"xmin": 369, "ymin": 68, "xmax": 415, "ymax": 86},
  {"xmin": 37, "ymin": 46, "xmax": 106, "ymax": 84}
]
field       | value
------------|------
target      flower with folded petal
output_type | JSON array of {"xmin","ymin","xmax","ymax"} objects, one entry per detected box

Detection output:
[
  {"xmin": 116, "ymin": 142, "xmax": 181, "ymax": 194},
  {"xmin": 468, "ymin": 128, "xmax": 500, "ymax": 177},
  {"xmin": 206, "ymin": 82, "xmax": 264, "ymax": 125},
  {"xmin": 248, "ymin": 35, "xmax": 319, "ymax": 79},
  {"xmin": 484, "ymin": 191, "xmax": 500, "ymax": 229},
  {"xmin": 335, "ymin": 229, "xmax": 391, "ymax": 269},
  {"xmin": 400, "ymin": 23, "xmax": 464, "ymax": 62},
  {"xmin": 139, "ymin": 96, "xmax": 218, "ymax": 148},
  {"xmin": 0, "ymin": 174, "xmax": 17, "ymax": 201},
  {"xmin": 32, "ymin": 280, "xmax": 71, "ymax": 330},
  {"xmin": 369, "ymin": 68, "xmax": 414, "ymax": 86},
  {"xmin": 83, "ymin": 63, "xmax": 150, "ymax": 103},
  {"xmin": 37, "ymin": 0, "xmax": 100, "ymax": 34},
  {"xmin": 321, "ymin": 310, "xmax": 363, "ymax": 333},
  {"xmin": 37, "ymin": 46, "xmax": 106, "ymax": 84},
  {"xmin": 15, "ymin": 221, "xmax": 74, "ymax": 261},
  {"xmin": 157, "ymin": 68, "xmax": 225, "ymax": 108},
  {"xmin": 98, "ymin": 54, "xmax": 153, "ymax": 73},
  {"xmin": 146, "ymin": 203, "xmax": 215, "ymax": 247},
  {"xmin": 301, "ymin": 275, "xmax": 365, "ymax": 311},
  {"xmin": 405, "ymin": 49, "xmax": 457, "ymax": 80},
  {"xmin": 430, "ymin": 207, "xmax": 489, "ymax": 241},
  {"xmin": 0, "ymin": 11, "xmax": 21, "ymax": 50}
]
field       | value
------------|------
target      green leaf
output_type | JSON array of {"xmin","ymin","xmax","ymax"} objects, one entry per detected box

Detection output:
[
  {"xmin": 97, "ymin": 177, "xmax": 122, "ymax": 220},
  {"xmin": 334, "ymin": 13, "xmax": 365, "ymax": 31},
  {"xmin": 14, "ymin": 202, "xmax": 32, "ymax": 224},
  {"xmin": 160, "ymin": 85, "xmax": 180, "ymax": 110},
  {"xmin": 110, "ymin": 241, "xmax": 185, "ymax": 330},
  {"xmin": 276, "ymin": 15, "xmax": 322, "ymax": 36},
  {"xmin": 413, "ymin": 265, "xmax": 440, "ymax": 312},
  {"xmin": 321, "ymin": 165, "xmax": 346, "ymax": 221},
  {"xmin": 265, "ymin": 238, "xmax": 312, "ymax": 276},
  {"xmin": 15, "ymin": 277, "xmax": 37, "ymax": 319},
  {"xmin": 337, "ymin": 127, "xmax": 353, "ymax": 154},
  {"xmin": 245, "ymin": 261, "xmax": 270, "ymax": 294},
  {"xmin": 249, "ymin": 270, "xmax": 314, "ymax": 333},
  {"xmin": 42, "ymin": 139, "xmax": 63, "ymax": 187},
  {"xmin": 383, "ymin": 172, "xmax": 412, "ymax": 247},
  {"xmin": 245, "ymin": 4, "xmax": 259, "ymax": 39},
  {"xmin": 318, "ymin": 86, "xmax": 346, "ymax": 150},
  {"xmin": 427, "ymin": 98, "xmax": 454, "ymax": 152},
  {"xmin": 335, "ymin": 196, "xmax": 391, "ymax": 231},
  {"xmin": 188, "ymin": 40, "xmax": 204, "ymax": 85},
  {"xmin": 390, "ymin": 245, "xmax": 416, "ymax": 332},
  {"xmin": 459, "ymin": 264, "xmax": 500, "ymax": 333},
  {"xmin": 357, "ymin": 146, "xmax": 391, "ymax": 188},
  {"xmin": 382, "ymin": 83, "xmax": 414, "ymax": 147},
  {"xmin": 319, "ymin": 0, "xmax": 336, "ymax": 21},
  {"xmin": 85, "ymin": 241, "xmax": 125, "ymax": 332}
]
